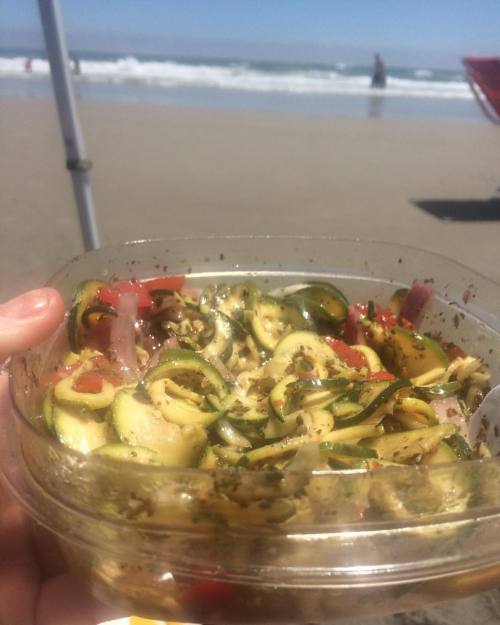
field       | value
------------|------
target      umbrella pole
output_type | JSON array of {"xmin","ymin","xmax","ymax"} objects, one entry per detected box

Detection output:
[{"xmin": 37, "ymin": 0, "xmax": 100, "ymax": 251}]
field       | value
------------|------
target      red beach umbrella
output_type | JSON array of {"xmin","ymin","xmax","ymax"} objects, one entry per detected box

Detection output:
[{"xmin": 463, "ymin": 56, "xmax": 500, "ymax": 124}]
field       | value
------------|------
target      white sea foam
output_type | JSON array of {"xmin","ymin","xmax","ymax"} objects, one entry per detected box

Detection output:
[
  {"xmin": 0, "ymin": 56, "xmax": 473, "ymax": 101},
  {"xmin": 414, "ymin": 68, "xmax": 433, "ymax": 79}
]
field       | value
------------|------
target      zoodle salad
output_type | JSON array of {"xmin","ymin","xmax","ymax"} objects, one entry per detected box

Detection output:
[{"xmin": 40, "ymin": 275, "xmax": 491, "ymax": 474}]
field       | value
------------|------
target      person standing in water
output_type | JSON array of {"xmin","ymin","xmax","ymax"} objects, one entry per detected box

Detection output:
[
  {"xmin": 371, "ymin": 53, "xmax": 386, "ymax": 88},
  {"xmin": 73, "ymin": 57, "xmax": 81, "ymax": 76}
]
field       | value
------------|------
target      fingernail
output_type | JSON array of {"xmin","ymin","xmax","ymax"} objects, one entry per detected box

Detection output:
[{"xmin": 0, "ymin": 289, "xmax": 51, "ymax": 321}]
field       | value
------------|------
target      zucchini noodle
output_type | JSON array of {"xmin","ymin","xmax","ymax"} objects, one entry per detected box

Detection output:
[{"xmin": 39, "ymin": 276, "xmax": 492, "ymax": 522}]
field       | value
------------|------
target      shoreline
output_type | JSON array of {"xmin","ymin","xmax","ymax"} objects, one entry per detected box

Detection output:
[{"xmin": 0, "ymin": 77, "xmax": 484, "ymax": 123}]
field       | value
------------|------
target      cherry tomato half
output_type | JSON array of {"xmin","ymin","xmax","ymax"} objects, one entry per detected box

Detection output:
[{"xmin": 72, "ymin": 370, "xmax": 104, "ymax": 393}]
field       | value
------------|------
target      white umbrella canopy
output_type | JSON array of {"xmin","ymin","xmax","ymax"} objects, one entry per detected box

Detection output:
[{"xmin": 37, "ymin": 0, "xmax": 100, "ymax": 251}]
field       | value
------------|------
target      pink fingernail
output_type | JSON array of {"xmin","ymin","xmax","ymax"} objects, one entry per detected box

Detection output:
[{"xmin": 0, "ymin": 289, "xmax": 51, "ymax": 321}]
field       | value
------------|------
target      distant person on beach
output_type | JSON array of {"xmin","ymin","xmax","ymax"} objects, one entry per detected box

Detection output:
[
  {"xmin": 73, "ymin": 57, "xmax": 81, "ymax": 76},
  {"xmin": 24, "ymin": 57, "xmax": 33, "ymax": 73},
  {"xmin": 371, "ymin": 53, "xmax": 386, "ymax": 88}
]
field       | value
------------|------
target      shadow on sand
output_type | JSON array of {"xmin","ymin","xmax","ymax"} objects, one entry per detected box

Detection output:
[{"xmin": 413, "ymin": 197, "xmax": 500, "ymax": 221}]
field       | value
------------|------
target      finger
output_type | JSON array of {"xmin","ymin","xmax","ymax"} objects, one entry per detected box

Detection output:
[
  {"xmin": 37, "ymin": 573, "xmax": 126, "ymax": 625},
  {"xmin": 0, "ymin": 482, "xmax": 39, "ymax": 625},
  {"xmin": 0, "ymin": 288, "xmax": 65, "ymax": 362},
  {"xmin": 0, "ymin": 287, "xmax": 65, "ymax": 624}
]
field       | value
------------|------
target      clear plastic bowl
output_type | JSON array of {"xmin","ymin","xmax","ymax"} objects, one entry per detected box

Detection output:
[{"xmin": 3, "ymin": 237, "xmax": 500, "ymax": 623}]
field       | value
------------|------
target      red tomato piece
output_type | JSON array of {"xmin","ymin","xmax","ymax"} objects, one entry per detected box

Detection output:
[
  {"xmin": 71, "ymin": 355, "xmax": 123, "ymax": 393},
  {"xmin": 442, "ymin": 342, "xmax": 467, "ymax": 361},
  {"xmin": 44, "ymin": 354, "xmax": 123, "ymax": 392},
  {"xmin": 375, "ymin": 307, "xmax": 398, "ymax": 329},
  {"xmin": 141, "ymin": 275, "xmax": 185, "ymax": 293},
  {"xmin": 325, "ymin": 337, "xmax": 368, "ymax": 368},
  {"xmin": 182, "ymin": 579, "xmax": 234, "ymax": 611},
  {"xmin": 99, "ymin": 280, "xmax": 154, "ymax": 310},
  {"xmin": 73, "ymin": 371, "xmax": 103, "ymax": 393},
  {"xmin": 366, "ymin": 371, "xmax": 396, "ymax": 381},
  {"xmin": 399, "ymin": 317, "xmax": 415, "ymax": 331}
]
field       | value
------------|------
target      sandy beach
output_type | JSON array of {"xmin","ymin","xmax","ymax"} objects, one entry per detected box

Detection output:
[{"xmin": 1, "ymin": 98, "xmax": 500, "ymax": 302}]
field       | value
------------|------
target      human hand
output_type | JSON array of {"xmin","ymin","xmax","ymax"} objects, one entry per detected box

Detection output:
[{"xmin": 0, "ymin": 288, "xmax": 122, "ymax": 625}]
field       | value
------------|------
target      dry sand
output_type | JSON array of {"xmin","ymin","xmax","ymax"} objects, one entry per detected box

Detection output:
[{"xmin": 1, "ymin": 98, "xmax": 500, "ymax": 301}]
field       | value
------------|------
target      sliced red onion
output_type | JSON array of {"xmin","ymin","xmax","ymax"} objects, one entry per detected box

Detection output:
[
  {"xmin": 343, "ymin": 305, "xmax": 366, "ymax": 345},
  {"xmin": 110, "ymin": 292, "xmax": 140, "ymax": 381},
  {"xmin": 431, "ymin": 397, "xmax": 468, "ymax": 438},
  {"xmin": 399, "ymin": 281, "xmax": 433, "ymax": 329}
]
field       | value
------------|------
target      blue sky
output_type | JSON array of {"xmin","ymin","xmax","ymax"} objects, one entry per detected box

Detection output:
[{"xmin": 2, "ymin": 0, "xmax": 499, "ymax": 68}]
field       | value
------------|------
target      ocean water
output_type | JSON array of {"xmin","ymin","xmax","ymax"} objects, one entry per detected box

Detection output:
[{"xmin": 0, "ymin": 50, "xmax": 483, "ymax": 121}]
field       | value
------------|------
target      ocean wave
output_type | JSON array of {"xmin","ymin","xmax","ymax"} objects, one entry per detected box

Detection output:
[
  {"xmin": 414, "ymin": 68, "xmax": 433, "ymax": 79},
  {"xmin": 0, "ymin": 56, "xmax": 473, "ymax": 101}
]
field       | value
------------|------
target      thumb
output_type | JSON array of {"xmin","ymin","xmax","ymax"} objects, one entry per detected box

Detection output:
[{"xmin": 0, "ymin": 288, "xmax": 65, "ymax": 362}]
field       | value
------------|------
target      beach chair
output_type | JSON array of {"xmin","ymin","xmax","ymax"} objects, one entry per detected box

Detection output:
[{"xmin": 463, "ymin": 56, "xmax": 500, "ymax": 124}]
